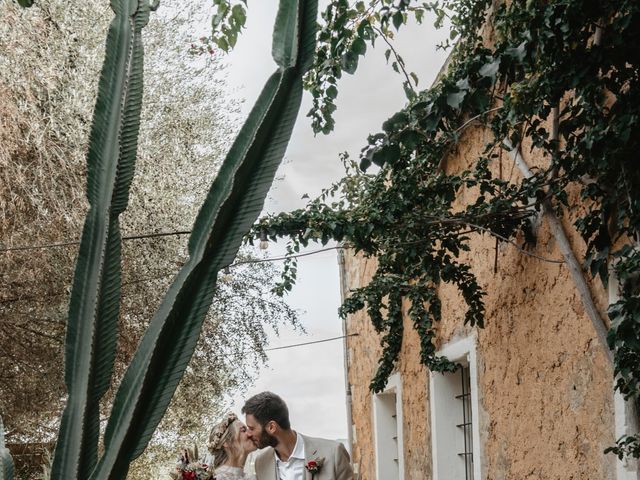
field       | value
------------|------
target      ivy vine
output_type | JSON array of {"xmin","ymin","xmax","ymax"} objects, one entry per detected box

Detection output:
[
  {"xmin": 208, "ymin": 0, "xmax": 640, "ymax": 460},
  {"xmin": 251, "ymin": 0, "xmax": 640, "ymax": 459}
]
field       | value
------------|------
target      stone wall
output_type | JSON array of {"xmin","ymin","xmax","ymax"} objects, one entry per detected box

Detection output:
[{"xmin": 342, "ymin": 124, "xmax": 620, "ymax": 479}]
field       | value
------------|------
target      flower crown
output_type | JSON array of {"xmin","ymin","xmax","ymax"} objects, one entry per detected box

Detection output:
[{"xmin": 208, "ymin": 412, "xmax": 238, "ymax": 451}]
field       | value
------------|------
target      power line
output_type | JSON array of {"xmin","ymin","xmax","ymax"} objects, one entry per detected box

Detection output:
[
  {"xmin": 0, "ymin": 225, "xmax": 564, "ymax": 306},
  {"xmin": 1, "ymin": 215, "xmax": 565, "ymax": 306},
  {"xmin": 1, "ymin": 217, "xmax": 563, "ymax": 264},
  {"xmin": 121, "ymin": 230, "xmax": 192, "ymax": 241},
  {"xmin": 263, "ymin": 333, "xmax": 358, "ymax": 352},
  {"xmin": 215, "ymin": 333, "xmax": 361, "ymax": 365},
  {"xmin": 0, "ymin": 247, "xmax": 344, "ymax": 305},
  {"xmin": 0, "ymin": 239, "xmax": 82, "ymax": 252},
  {"xmin": 231, "ymin": 245, "xmax": 343, "ymax": 266},
  {"xmin": 0, "ymin": 230, "xmax": 192, "ymax": 253}
]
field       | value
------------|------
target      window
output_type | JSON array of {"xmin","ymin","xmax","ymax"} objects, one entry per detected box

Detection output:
[
  {"xmin": 610, "ymin": 274, "xmax": 640, "ymax": 479},
  {"xmin": 373, "ymin": 372, "xmax": 404, "ymax": 479},
  {"xmin": 458, "ymin": 365, "xmax": 474, "ymax": 478},
  {"xmin": 430, "ymin": 337, "xmax": 481, "ymax": 480},
  {"xmin": 614, "ymin": 390, "xmax": 640, "ymax": 479}
]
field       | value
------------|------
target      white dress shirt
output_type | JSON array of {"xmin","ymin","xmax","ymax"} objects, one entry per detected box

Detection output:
[{"xmin": 275, "ymin": 432, "xmax": 305, "ymax": 480}]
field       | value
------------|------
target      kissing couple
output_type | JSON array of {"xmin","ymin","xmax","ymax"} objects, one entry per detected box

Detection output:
[{"xmin": 207, "ymin": 391, "xmax": 353, "ymax": 480}]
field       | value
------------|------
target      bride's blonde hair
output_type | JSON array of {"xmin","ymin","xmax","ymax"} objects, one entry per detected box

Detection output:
[{"xmin": 208, "ymin": 412, "xmax": 242, "ymax": 469}]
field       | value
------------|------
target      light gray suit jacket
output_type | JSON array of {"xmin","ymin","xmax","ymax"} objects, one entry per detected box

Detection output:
[{"xmin": 254, "ymin": 434, "xmax": 353, "ymax": 480}]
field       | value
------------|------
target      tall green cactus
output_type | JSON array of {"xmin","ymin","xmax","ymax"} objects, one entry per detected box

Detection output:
[
  {"xmin": 49, "ymin": 0, "xmax": 155, "ymax": 479},
  {"xmin": 0, "ymin": 417, "xmax": 13, "ymax": 480},
  {"xmin": 92, "ymin": 1, "xmax": 317, "ymax": 477},
  {"xmin": 13, "ymin": 0, "xmax": 318, "ymax": 479}
]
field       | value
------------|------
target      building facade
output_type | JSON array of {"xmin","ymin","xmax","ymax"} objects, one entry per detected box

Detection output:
[{"xmin": 338, "ymin": 125, "xmax": 639, "ymax": 480}]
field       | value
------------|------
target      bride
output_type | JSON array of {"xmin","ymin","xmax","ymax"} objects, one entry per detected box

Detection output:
[{"xmin": 208, "ymin": 412, "xmax": 257, "ymax": 480}]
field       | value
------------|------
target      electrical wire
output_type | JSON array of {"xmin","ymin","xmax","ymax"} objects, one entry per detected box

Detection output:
[
  {"xmin": 0, "ymin": 230, "xmax": 192, "ymax": 253},
  {"xmin": 0, "ymin": 222, "xmax": 565, "ymax": 306},
  {"xmin": 263, "ymin": 333, "xmax": 358, "ymax": 352}
]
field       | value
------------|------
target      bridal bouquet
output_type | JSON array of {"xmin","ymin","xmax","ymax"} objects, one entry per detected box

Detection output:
[{"xmin": 170, "ymin": 446, "xmax": 214, "ymax": 480}]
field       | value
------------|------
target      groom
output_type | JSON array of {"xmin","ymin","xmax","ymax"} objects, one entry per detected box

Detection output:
[{"xmin": 242, "ymin": 391, "xmax": 354, "ymax": 480}]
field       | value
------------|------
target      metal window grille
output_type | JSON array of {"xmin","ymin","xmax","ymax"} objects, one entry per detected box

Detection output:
[
  {"xmin": 392, "ymin": 409, "xmax": 399, "ymax": 464},
  {"xmin": 455, "ymin": 365, "xmax": 474, "ymax": 480}
]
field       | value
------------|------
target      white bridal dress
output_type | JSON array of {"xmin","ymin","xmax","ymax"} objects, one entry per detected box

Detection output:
[{"xmin": 214, "ymin": 465, "xmax": 256, "ymax": 480}]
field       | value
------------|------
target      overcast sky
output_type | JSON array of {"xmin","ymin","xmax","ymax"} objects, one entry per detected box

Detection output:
[{"xmin": 222, "ymin": 1, "xmax": 449, "ymax": 441}]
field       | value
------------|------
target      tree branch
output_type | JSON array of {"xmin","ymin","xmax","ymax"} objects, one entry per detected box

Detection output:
[
  {"xmin": 504, "ymin": 139, "xmax": 613, "ymax": 365},
  {"xmin": 372, "ymin": 25, "xmax": 416, "ymax": 94}
]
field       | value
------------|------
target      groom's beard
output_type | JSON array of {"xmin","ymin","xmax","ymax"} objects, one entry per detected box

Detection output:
[{"xmin": 256, "ymin": 430, "xmax": 278, "ymax": 449}]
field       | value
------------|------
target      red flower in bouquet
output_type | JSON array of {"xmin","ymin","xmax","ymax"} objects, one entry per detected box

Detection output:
[
  {"xmin": 182, "ymin": 471, "xmax": 197, "ymax": 480},
  {"xmin": 170, "ymin": 444, "xmax": 214, "ymax": 480}
]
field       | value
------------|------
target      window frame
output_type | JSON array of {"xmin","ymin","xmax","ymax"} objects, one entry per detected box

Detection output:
[
  {"xmin": 429, "ymin": 336, "xmax": 482, "ymax": 480},
  {"xmin": 372, "ymin": 372, "xmax": 405, "ymax": 480}
]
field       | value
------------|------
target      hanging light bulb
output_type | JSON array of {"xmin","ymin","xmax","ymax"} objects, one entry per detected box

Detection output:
[{"xmin": 259, "ymin": 230, "xmax": 269, "ymax": 250}]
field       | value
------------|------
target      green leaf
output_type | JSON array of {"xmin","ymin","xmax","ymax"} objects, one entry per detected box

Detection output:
[
  {"xmin": 214, "ymin": 36, "xmax": 230, "ymax": 52},
  {"xmin": 392, "ymin": 11, "xmax": 404, "ymax": 30},
  {"xmin": 357, "ymin": 19, "xmax": 372, "ymax": 40},
  {"xmin": 351, "ymin": 37, "xmax": 366, "ymax": 56},
  {"xmin": 15, "ymin": 0, "xmax": 33, "ymax": 6},
  {"xmin": 359, "ymin": 156, "xmax": 372, "ymax": 171},
  {"xmin": 478, "ymin": 58, "xmax": 500, "ymax": 79},
  {"xmin": 504, "ymin": 41, "xmax": 527, "ymax": 62},
  {"xmin": 326, "ymin": 84, "xmax": 338, "ymax": 99},
  {"xmin": 456, "ymin": 77, "xmax": 470, "ymax": 91},
  {"xmin": 51, "ymin": 2, "xmax": 151, "ymax": 479},
  {"xmin": 372, "ymin": 144, "xmax": 401, "ymax": 166},
  {"xmin": 91, "ymin": 1, "xmax": 318, "ymax": 478},
  {"xmin": 211, "ymin": 12, "xmax": 224, "ymax": 28},
  {"xmin": 397, "ymin": 129, "xmax": 422, "ymax": 150},
  {"xmin": 469, "ymin": 89, "xmax": 490, "ymax": 112},
  {"xmin": 423, "ymin": 113, "xmax": 441, "ymax": 131},
  {"xmin": 228, "ymin": 30, "xmax": 238, "ymax": 48},
  {"xmin": 446, "ymin": 90, "xmax": 466, "ymax": 109},
  {"xmin": 404, "ymin": 81, "xmax": 415, "ymax": 99},
  {"xmin": 341, "ymin": 51, "xmax": 359, "ymax": 74},
  {"xmin": 382, "ymin": 111, "xmax": 408, "ymax": 132},
  {"xmin": 231, "ymin": 4, "xmax": 246, "ymax": 27}
]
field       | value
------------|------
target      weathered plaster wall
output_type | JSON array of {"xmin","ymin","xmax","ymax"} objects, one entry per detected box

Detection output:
[
  {"xmin": 344, "ymin": 254, "xmax": 434, "ymax": 480},
  {"xmin": 344, "ymin": 254, "xmax": 382, "ymax": 480},
  {"xmin": 343, "ymin": 124, "xmax": 618, "ymax": 479}
]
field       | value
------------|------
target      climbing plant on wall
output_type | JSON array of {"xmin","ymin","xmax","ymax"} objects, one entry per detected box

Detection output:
[{"xmin": 216, "ymin": 0, "xmax": 639, "ymax": 459}]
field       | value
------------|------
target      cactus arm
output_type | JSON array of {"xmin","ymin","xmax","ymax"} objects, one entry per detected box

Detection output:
[
  {"xmin": 90, "ymin": 1, "xmax": 318, "ymax": 478},
  {"xmin": 50, "ymin": 1, "xmax": 151, "ymax": 479}
]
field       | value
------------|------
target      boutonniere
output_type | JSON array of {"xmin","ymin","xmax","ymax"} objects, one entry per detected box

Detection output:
[{"xmin": 305, "ymin": 457, "xmax": 325, "ymax": 479}]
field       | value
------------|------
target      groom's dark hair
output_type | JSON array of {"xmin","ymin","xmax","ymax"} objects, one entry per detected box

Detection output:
[{"xmin": 242, "ymin": 391, "xmax": 291, "ymax": 430}]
